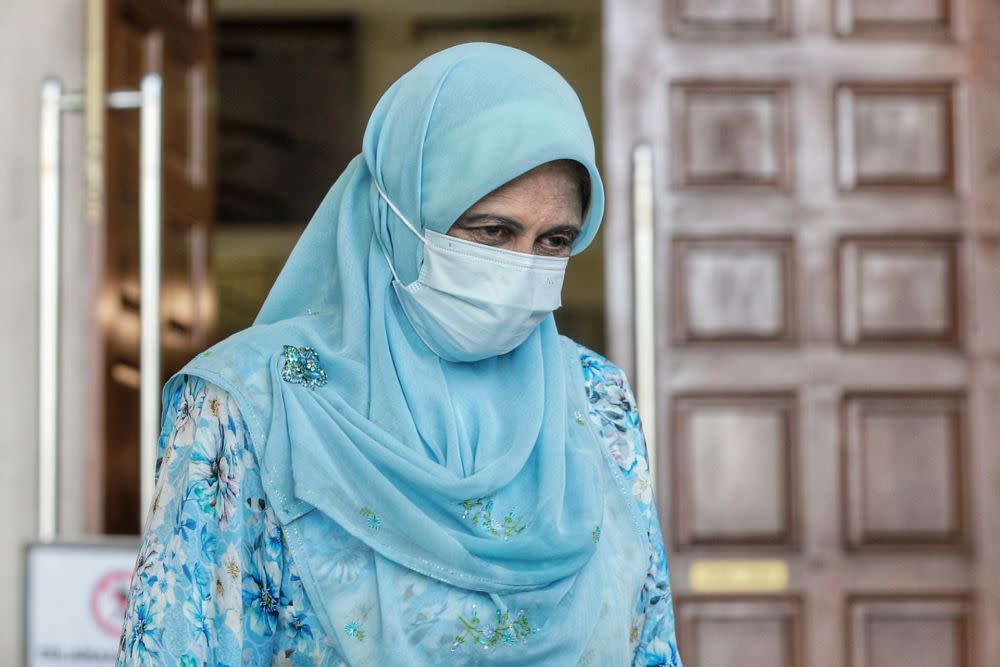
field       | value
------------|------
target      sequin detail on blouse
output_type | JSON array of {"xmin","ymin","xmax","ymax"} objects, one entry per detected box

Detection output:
[
  {"xmin": 451, "ymin": 606, "xmax": 537, "ymax": 651},
  {"xmin": 280, "ymin": 345, "xmax": 327, "ymax": 389},
  {"xmin": 359, "ymin": 507, "xmax": 382, "ymax": 531},
  {"xmin": 344, "ymin": 621, "xmax": 365, "ymax": 641},
  {"xmin": 460, "ymin": 497, "xmax": 525, "ymax": 540}
]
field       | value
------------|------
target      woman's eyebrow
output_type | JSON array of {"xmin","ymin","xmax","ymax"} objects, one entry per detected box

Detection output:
[{"xmin": 457, "ymin": 213, "xmax": 524, "ymax": 231}]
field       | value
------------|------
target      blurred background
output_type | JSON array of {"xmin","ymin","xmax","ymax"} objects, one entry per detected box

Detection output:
[{"xmin": 3, "ymin": 0, "xmax": 1000, "ymax": 665}]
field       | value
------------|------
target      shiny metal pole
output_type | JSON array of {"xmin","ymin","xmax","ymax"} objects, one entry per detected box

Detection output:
[
  {"xmin": 38, "ymin": 73, "xmax": 161, "ymax": 536},
  {"xmin": 632, "ymin": 144, "xmax": 657, "ymax": 492},
  {"xmin": 37, "ymin": 79, "xmax": 63, "ymax": 541},
  {"xmin": 138, "ymin": 73, "xmax": 162, "ymax": 527}
]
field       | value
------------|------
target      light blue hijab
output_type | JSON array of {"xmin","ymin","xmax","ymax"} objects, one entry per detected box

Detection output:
[{"xmin": 171, "ymin": 43, "xmax": 648, "ymax": 663}]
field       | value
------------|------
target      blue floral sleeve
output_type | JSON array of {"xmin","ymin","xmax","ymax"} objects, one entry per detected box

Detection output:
[
  {"xmin": 116, "ymin": 377, "xmax": 342, "ymax": 666},
  {"xmin": 579, "ymin": 345, "xmax": 683, "ymax": 667}
]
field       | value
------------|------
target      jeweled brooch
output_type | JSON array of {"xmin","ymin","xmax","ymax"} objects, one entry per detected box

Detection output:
[{"xmin": 280, "ymin": 345, "xmax": 327, "ymax": 389}]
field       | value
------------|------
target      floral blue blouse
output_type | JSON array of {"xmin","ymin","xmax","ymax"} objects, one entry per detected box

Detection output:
[{"xmin": 116, "ymin": 345, "xmax": 681, "ymax": 666}]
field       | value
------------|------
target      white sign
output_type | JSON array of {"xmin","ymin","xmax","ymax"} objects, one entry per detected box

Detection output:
[{"xmin": 25, "ymin": 540, "xmax": 139, "ymax": 667}]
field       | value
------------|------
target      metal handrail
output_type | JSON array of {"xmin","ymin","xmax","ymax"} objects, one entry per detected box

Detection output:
[
  {"xmin": 37, "ymin": 74, "xmax": 162, "ymax": 539},
  {"xmin": 38, "ymin": 79, "xmax": 66, "ymax": 541},
  {"xmin": 137, "ymin": 74, "xmax": 162, "ymax": 528},
  {"xmin": 632, "ymin": 144, "xmax": 657, "ymax": 492}
]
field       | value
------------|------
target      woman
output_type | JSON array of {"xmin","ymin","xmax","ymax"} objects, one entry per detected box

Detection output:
[{"xmin": 117, "ymin": 43, "xmax": 681, "ymax": 667}]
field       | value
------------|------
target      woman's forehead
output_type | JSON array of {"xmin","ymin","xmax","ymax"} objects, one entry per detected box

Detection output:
[{"xmin": 472, "ymin": 161, "xmax": 587, "ymax": 209}]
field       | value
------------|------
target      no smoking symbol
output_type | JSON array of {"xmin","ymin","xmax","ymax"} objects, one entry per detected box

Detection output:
[{"xmin": 90, "ymin": 570, "xmax": 132, "ymax": 637}]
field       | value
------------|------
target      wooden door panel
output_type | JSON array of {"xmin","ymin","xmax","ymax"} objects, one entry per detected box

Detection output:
[
  {"xmin": 671, "ymin": 237, "xmax": 796, "ymax": 344},
  {"xmin": 605, "ymin": 0, "xmax": 1000, "ymax": 664},
  {"xmin": 848, "ymin": 595, "xmax": 972, "ymax": 667},
  {"xmin": 834, "ymin": 0, "xmax": 953, "ymax": 37},
  {"xmin": 101, "ymin": 0, "xmax": 214, "ymax": 534},
  {"xmin": 843, "ymin": 392, "xmax": 967, "ymax": 549},
  {"xmin": 971, "ymin": 238, "xmax": 1000, "ymax": 350},
  {"xmin": 670, "ymin": 81, "xmax": 793, "ymax": 191},
  {"xmin": 837, "ymin": 236, "xmax": 960, "ymax": 346},
  {"xmin": 677, "ymin": 596, "xmax": 803, "ymax": 667},
  {"xmin": 665, "ymin": 0, "xmax": 793, "ymax": 39},
  {"xmin": 672, "ymin": 394, "xmax": 797, "ymax": 548},
  {"xmin": 836, "ymin": 82, "xmax": 956, "ymax": 192}
]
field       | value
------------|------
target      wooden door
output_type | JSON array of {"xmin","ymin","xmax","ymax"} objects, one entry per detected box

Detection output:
[
  {"xmin": 100, "ymin": 0, "xmax": 215, "ymax": 534},
  {"xmin": 603, "ymin": 1, "xmax": 1000, "ymax": 665}
]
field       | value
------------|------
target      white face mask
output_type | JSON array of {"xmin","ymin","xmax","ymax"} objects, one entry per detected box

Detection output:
[{"xmin": 374, "ymin": 181, "xmax": 569, "ymax": 363}]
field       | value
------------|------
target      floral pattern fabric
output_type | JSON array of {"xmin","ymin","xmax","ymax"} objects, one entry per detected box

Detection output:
[
  {"xmin": 116, "ymin": 345, "xmax": 681, "ymax": 666},
  {"xmin": 579, "ymin": 346, "xmax": 682, "ymax": 667}
]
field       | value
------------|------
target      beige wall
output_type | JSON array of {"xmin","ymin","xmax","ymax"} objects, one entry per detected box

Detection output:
[{"xmin": 0, "ymin": 0, "xmax": 94, "ymax": 661}]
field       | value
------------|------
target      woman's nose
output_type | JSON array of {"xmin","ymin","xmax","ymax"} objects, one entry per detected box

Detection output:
[{"xmin": 511, "ymin": 235, "xmax": 536, "ymax": 256}]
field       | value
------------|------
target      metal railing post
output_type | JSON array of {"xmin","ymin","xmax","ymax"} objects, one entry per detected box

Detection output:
[
  {"xmin": 138, "ymin": 73, "xmax": 163, "ymax": 528},
  {"xmin": 37, "ymin": 79, "xmax": 64, "ymax": 541},
  {"xmin": 632, "ymin": 144, "xmax": 657, "ymax": 492},
  {"xmin": 36, "ymin": 73, "xmax": 162, "ymax": 537}
]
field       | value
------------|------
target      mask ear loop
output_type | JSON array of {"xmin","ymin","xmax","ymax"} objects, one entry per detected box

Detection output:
[{"xmin": 371, "ymin": 178, "xmax": 428, "ymax": 284}]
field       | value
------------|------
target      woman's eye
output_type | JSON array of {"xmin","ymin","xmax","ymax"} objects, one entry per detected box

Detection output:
[
  {"xmin": 539, "ymin": 235, "xmax": 572, "ymax": 252},
  {"xmin": 476, "ymin": 225, "xmax": 509, "ymax": 242}
]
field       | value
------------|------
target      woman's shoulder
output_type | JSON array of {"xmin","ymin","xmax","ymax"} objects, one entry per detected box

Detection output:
[
  {"xmin": 160, "ymin": 375, "xmax": 253, "ymax": 464},
  {"xmin": 163, "ymin": 364, "xmax": 262, "ymax": 440},
  {"xmin": 179, "ymin": 325, "xmax": 280, "ymax": 391},
  {"xmin": 167, "ymin": 321, "xmax": 314, "ymax": 441},
  {"xmin": 565, "ymin": 336, "xmax": 650, "ymax": 451},
  {"xmin": 562, "ymin": 337, "xmax": 634, "ymax": 397}
]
